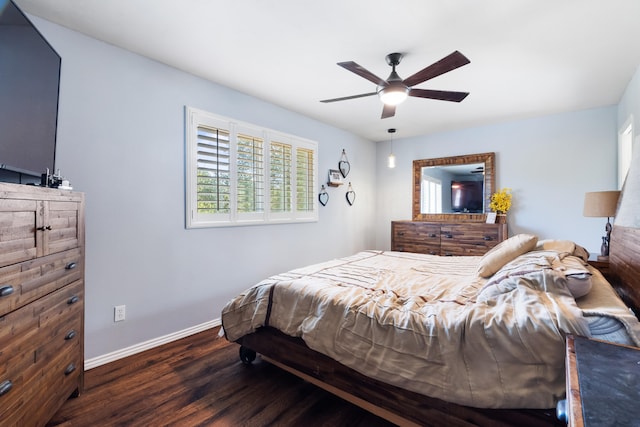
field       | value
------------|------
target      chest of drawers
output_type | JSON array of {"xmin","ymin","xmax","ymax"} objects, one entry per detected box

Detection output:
[
  {"xmin": 391, "ymin": 221, "xmax": 508, "ymax": 256},
  {"xmin": 0, "ymin": 183, "xmax": 85, "ymax": 427}
]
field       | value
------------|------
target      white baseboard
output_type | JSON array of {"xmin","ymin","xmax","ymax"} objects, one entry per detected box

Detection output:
[{"xmin": 84, "ymin": 318, "xmax": 221, "ymax": 371}]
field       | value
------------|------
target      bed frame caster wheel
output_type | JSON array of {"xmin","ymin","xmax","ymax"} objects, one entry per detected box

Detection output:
[{"xmin": 239, "ymin": 346, "xmax": 256, "ymax": 364}]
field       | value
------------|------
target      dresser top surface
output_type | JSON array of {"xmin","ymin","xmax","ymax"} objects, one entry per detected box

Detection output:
[{"xmin": 574, "ymin": 336, "xmax": 640, "ymax": 426}]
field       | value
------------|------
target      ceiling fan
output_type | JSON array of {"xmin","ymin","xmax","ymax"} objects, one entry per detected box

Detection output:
[{"xmin": 320, "ymin": 51, "xmax": 470, "ymax": 119}]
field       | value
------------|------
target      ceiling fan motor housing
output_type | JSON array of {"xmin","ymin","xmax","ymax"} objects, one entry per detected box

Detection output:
[{"xmin": 385, "ymin": 52, "xmax": 403, "ymax": 66}]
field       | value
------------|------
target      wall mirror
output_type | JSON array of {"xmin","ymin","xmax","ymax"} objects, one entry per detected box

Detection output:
[{"xmin": 413, "ymin": 152, "xmax": 495, "ymax": 222}]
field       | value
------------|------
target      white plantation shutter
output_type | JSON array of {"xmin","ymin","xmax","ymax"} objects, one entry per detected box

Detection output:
[
  {"xmin": 185, "ymin": 107, "xmax": 317, "ymax": 228},
  {"xmin": 296, "ymin": 147, "xmax": 314, "ymax": 212},
  {"xmin": 196, "ymin": 126, "xmax": 231, "ymax": 214},
  {"xmin": 236, "ymin": 133, "xmax": 264, "ymax": 215},
  {"xmin": 269, "ymin": 141, "xmax": 292, "ymax": 214}
]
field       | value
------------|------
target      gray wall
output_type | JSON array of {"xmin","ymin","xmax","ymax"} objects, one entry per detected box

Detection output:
[
  {"xmin": 33, "ymin": 17, "xmax": 377, "ymax": 359},
  {"xmin": 375, "ymin": 106, "xmax": 618, "ymax": 253}
]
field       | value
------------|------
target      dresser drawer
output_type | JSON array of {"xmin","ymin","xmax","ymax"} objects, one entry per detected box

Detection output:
[
  {"xmin": 0, "ymin": 248, "xmax": 82, "ymax": 317},
  {"xmin": 31, "ymin": 340, "xmax": 82, "ymax": 425},
  {"xmin": 35, "ymin": 291, "xmax": 83, "ymax": 365},
  {"xmin": 440, "ymin": 224, "xmax": 501, "ymax": 256},
  {"xmin": 33, "ymin": 279, "xmax": 83, "ymax": 331},
  {"xmin": 12, "ymin": 340, "xmax": 82, "ymax": 427},
  {"xmin": 392, "ymin": 221, "xmax": 507, "ymax": 257},
  {"xmin": 392, "ymin": 222, "xmax": 440, "ymax": 254},
  {"xmin": 0, "ymin": 302, "xmax": 42, "ymax": 423}
]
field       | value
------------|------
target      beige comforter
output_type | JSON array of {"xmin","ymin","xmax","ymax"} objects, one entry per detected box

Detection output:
[{"xmin": 222, "ymin": 250, "xmax": 639, "ymax": 409}]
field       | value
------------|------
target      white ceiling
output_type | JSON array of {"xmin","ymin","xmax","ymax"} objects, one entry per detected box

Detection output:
[{"xmin": 15, "ymin": 0, "xmax": 640, "ymax": 142}]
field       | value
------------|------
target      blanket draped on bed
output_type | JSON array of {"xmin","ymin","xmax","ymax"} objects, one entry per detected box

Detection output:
[{"xmin": 221, "ymin": 250, "xmax": 635, "ymax": 409}]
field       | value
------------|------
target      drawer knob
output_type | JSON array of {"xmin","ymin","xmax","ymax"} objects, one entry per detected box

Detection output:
[
  {"xmin": 65, "ymin": 330, "xmax": 77, "ymax": 340},
  {"xmin": 64, "ymin": 363, "xmax": 76, "ymax": 376},
  {"xmin": 0, "ymin": 380, "xmax": 12, "ymax": 396},
  {"xmin": 398, "ymin": 231, "xmax": 405, "ymax": 236},
  {"xmin": 37, "ymin": 225, "xmax": 53, "ymax": 231},
  {"xmin": 428, "ymin": 233, "xmax": 437, "ymax": 238},
  {"xmin": 0, "ymin": 285, "xmax": 14, "ymax": 298},
  {"xmin": 483, "ymin": 235, "xmax": 493, "ymax": 241},
  {"xmin": 67, "ymin": 295, "xmax": 80, "ymax": 305},
  {"xmin": 556, "ymin": 399, "xmax": 568, "ymax": 423},
  {"xmin": 65, "ymin": 262, "xmax": 77, "ymax": 270},
  {"xmin": 444, "ymin": 234, "xmax": 453, "ymax": 239}
]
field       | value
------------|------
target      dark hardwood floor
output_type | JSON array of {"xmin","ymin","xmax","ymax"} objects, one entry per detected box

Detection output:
[{"xmin": 47, "ymin": 327, "xmax": 394, "ymax": 427}]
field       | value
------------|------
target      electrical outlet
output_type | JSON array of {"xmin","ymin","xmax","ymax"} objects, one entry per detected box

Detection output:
[{"xmin": 114, "ymin": 305, "xmax": 126, "ymax": 322}]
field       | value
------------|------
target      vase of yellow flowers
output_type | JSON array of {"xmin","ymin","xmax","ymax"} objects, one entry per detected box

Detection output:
[{"xmin": 489, "ymin": 187, "xmax": 512, "ymax": 223}]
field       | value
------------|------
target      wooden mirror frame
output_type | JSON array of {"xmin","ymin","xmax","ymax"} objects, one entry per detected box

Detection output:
[{"xmin": 413, "ymin": 152, "xmax": 496, "ymax": 222}]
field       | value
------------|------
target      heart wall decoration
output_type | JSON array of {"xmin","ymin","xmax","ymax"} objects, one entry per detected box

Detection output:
[
  {"xmin": 318, "ymin": 185, "xmax": 329, "ymax": 206},
  {"xmin": 345, "ymin": 182, "xmax": 356, "ymax": 206},
  {"xmin": 338, "ymin": 149, "xmax": 350, "ymax": 178}
]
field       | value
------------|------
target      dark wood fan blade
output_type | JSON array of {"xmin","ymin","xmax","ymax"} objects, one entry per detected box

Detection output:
[
  {"xmin": 320, "ymin": 92, "xmax": 377, "ymax": 103},
  {"xmin": 409, "ymin": 88, "xmax": 469, "ymax": 102},
  {"xmin": 338, "ymin": 61, "xmax": 388, "ymax": 86},
  {"xmin": 381, "ymin": 104, "xmax": 396, "ymax": 119},
  {"xmin": 402, "ymin": 51, "xmax": 470, "ymax": 87}
]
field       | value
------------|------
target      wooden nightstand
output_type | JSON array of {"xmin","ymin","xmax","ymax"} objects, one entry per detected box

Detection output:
[
  {"xmin": 587, "ymin": 258, "xmax": 611, "ymax": 279},
  {"xmin": 562, "ymin": 336, "xmax": 640, "ymax": 426}
]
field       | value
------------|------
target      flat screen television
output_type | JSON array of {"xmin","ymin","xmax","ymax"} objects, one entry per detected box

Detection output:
[
  {"xmin": 0, "ymin": 0, "xmax": 60, "ymax": 184},
  {"xmin": 451, "ymin": 180, "xmax": 483, "ymax": 213}
]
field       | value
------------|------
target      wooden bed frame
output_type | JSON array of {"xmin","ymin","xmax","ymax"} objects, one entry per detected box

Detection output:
[{"xmin": 234, "ymin": 157, "xmax": 640, "ymax": 427}]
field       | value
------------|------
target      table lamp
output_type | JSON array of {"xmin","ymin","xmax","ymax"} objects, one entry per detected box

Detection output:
[{"xmin": 583, "ymin": 190, "xmax": 621, "ymax": 260}]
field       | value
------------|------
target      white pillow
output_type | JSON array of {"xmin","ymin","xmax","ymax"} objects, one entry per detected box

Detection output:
[
  {"xmin": 565, "ymin": 275, "xmax": 593, "ymax": 299},
  {"xmin": 551, "ymin": 255, "xmax": 593, "ymax": 298},
  {"xmin": 477, "ymin": 234, "xmax": 538, "ymax": 278}
]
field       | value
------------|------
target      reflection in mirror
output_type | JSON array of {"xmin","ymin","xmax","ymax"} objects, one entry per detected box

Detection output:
[
  {"xmin": 421, "ymin": 163, "xmax": 484, "ymax": 214},
  {"xmin": 413, "ymin": 152, "xmax": 495, "ymax": 222}
]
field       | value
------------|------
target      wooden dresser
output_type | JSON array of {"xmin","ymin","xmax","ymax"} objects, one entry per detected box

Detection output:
[
  {"xmin": 0, "ymin": 183, "xmax": 85, "ymax": 426},
  {"xmin": 391, "ymin": 221, "xmax": 508, "ymax": 256}
]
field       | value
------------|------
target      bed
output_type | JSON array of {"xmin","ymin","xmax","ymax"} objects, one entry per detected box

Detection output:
[{"xmin": 221, "ymin": 155, "xmax": 640, "ymax": 426}]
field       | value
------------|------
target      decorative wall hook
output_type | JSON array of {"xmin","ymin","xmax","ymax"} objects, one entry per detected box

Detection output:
[
  {"xmin": 345, "ymin": 182, "xmax": 356, "ymax": 206},
  {"xmin": 338, "ymin": 149, "xmax": 350, "ymax": 178},
  {"xmin": 318, "ymin": 185, "xmax": 329, "ymax": 206}
]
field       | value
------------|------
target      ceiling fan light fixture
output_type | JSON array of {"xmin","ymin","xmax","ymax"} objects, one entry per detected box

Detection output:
[
  {"xmin": 322, "ymin": 50, "xmax": 470, "ymax": 119},
  {"xmin": 378, "ymin": 84, "xmax": 409, "ymax": 106}
]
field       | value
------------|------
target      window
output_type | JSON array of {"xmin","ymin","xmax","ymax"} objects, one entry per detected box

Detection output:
[
  {"xmin": 421, "ymin": 176, "xmax": 442, "ymax": 214},
  {"xmin": 618, "ymin": 119, "xmax": 633, "ymax": 189},
  {"xmin": 185, "ymin": 107, "xmax": 318, "ymax": 228}
]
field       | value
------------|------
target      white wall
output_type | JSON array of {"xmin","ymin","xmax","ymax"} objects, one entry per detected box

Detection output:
[
  {"xmin": 32, "ymin": 17, "xmax": 377, "ymax": 359},
  {"xmin": 375, "ymin": 106, "xmax": 618, "ymax": 254}
]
